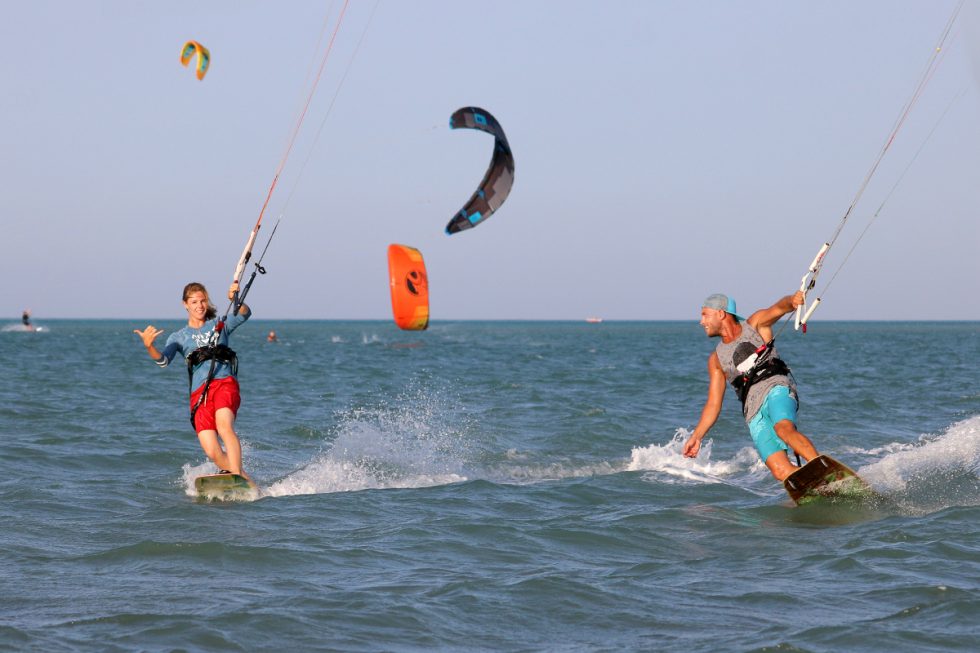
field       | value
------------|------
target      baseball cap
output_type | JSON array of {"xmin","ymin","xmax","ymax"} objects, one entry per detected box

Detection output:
[{"xmin": 703, "ymin": 293, "xmax": 745, "ymax": 321}]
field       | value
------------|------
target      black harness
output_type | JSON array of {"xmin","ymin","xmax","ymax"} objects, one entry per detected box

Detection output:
[
  {"xmin": 729, "ymin": 341, "xmax": 793, "ymax": 417},
  {"xmin": 186, "ymin": 340, "xmax": 238, "ymax": 428}
]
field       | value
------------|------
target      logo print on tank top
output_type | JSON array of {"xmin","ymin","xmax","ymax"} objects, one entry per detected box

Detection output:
[{"xmin": 732, "ymin": 342, "xmax": 757, "ymax": 370}]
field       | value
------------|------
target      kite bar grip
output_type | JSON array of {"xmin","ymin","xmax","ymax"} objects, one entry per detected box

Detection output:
[
  {"xmin": 801, "ymin": 298, "xmax": 821, "ymax": 326},
  {"xmin": 795, "ymin": 242, "xmax": 831, "ymax": 330},
  {"xmin": 807, "ymin": 243, "xmax": 831, "ymax": 274},
  {"xmin": 232, "ymin": 229, "xmax": 260, "ymax": 285}
]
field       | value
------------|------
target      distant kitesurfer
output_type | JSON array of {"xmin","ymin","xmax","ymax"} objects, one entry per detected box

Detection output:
[
  {"xmin": 683, "ymin": 291, "xmax": 820, "ymax": 481},
  {"xmin": 21, "ymin": 309, "xmax": 32, "ymax": 329},
  {"xmin": 134, "ymin": 282, "xmax": 251, "ymax": 478}
]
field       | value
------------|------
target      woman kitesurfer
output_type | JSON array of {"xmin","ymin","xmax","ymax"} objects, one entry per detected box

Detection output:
[{"xmin": 134, "ymin": 282, "xmax": 251, "ymax": 478}]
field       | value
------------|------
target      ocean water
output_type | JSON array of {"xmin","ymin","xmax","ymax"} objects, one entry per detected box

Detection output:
[{"xmin": 0, "ymin": 319, "xmax": 977, "ymax": 652}]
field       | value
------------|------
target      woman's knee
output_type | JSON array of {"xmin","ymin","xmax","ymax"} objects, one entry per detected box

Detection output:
[{"xmin": 197, "ymin": 431, "xmax": 222, "ymax": 458}]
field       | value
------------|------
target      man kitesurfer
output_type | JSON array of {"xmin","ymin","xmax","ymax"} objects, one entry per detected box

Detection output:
[
  {"xmin": 682, "ymin": 291, "xmax": 820, "ymax": 481},
  {"xmin": 134, "ymin": 282, "xmax": 251, "ymax": 479},
  {"xmin": 21, "ymin": 309, "xmax": 33, "ymax": 331}
]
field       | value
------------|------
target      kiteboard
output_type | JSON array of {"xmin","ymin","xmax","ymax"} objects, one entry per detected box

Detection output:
[
  {"xmin": 194, "ymin": 472, "xmax": 258, "ymax": 501},
  {"xmin": 783, "ymin": 455, "xmax": 878, "ymax": 506}
]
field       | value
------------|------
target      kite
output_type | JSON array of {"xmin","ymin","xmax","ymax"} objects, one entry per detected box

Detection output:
[
  {"xmin": 387, "ymin": 244, "xmax": 429, "ymax": 330},
  {"xmin": 180, "ymin": 40, "xmax": 211, "ymax": 81},
  {"xmin": 446, "ymin": 107, "xmax": 514, "ymax": 235}
]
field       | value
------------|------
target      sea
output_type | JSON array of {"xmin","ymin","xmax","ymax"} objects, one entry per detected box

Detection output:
[{"xmin": 0, "ymin": 319, "xmax": 977, "ymax": 652}]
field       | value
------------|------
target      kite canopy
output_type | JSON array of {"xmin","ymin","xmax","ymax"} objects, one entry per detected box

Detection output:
[
  {"xmin": 180, "ymin": 40, "xmax": 211, "ymax": 80},
  {"xmin": 387, "ymin": 244, "xmax": 429, "ymax": 330},
  {"xmin": 446, "ymin": 107, "xmax": 514, "ymax": 235}
]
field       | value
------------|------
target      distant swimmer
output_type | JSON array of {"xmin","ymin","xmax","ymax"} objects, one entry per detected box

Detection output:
[
  {"xmin": 267, "ymin": 330, "xmax": 278, "ymax": 343},
  {"xmin": 134, "ymin": 282, "xmax": 252, "ymax": 479},
  {"xmin": 683, "ymin": 291, "xmax": 820, "ymax": 482}
]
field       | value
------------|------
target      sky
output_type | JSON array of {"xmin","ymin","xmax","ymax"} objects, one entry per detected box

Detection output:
[{"xmin": 1, "ymin": 0, "xmax": 978, "ymax": 321}]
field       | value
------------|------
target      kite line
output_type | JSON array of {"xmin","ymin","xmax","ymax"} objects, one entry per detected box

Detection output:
[{"xmin": 792, "ymin": 0, "xmax": 965, "ymax": 332}]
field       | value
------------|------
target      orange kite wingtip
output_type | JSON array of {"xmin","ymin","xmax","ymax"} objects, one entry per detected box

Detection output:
[
  {"xmin": 387, "ymin": 244, "xmax": 429, "ymax": 331},
  {"xmin": 180, "ymin": 40, "xmax": 211, "ymax": 81}
]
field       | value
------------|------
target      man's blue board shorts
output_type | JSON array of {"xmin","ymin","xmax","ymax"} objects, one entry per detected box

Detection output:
[{"xmin": 747, "ymin": 385, "xmax": 797, "ymax": 461}]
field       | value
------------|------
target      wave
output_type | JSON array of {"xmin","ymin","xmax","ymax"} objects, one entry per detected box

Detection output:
[
  {"xmin": 627, "ymin": 429, "xmax": 773, "ymax": 496},
  {"xmin": 627, "ymin": 416, "xmax": 980, "ymax": 511},
  {"xmin": 184, "ymin": 424, "xmax": 773, "ymax": 501},
  {"xmin": 1, "ymin": 323, "xmax": 47, "ymax": 333},
  {"xmin": 178, "ymin": 387, "xmax": 979, "ymax": 512},
  {"xmin": 852, "ymin": 414, "xmax": 980, "ymax": 512},
  {"xmin": 263, "ymin": 387, "xmax": 471, "ymax": 498},
  {"xmin": 482, "ymin": 453, "xmax": 626, "ymax": 484}
]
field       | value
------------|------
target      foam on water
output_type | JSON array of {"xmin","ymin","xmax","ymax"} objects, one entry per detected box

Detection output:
[
  {"xmin": 179, "ymin": 461, "xmax": 260, "ymax": 503},
  {"xmin": 179, "ymin": 444, "xmax": 262, "ymax": 501},
  {"xmin": 482, "ymin": 455, "xmax": 626, "ymax": 484},
  {"xmin": 262, "ymin": 424, "xmax": 468, "ymax": 497},
  {"xmin": 250, "ymin": 423, "xmax": 778, "ymax": 497},
  {"xmin": 625, "ymin": 416, "xmax": 980, "ymax": 510},
  {"xmin": 480, "ymin": 429, "xmax": 775, "ymax": 493},
  {"xmin": 180, "ymin": 395, "xmax": 980, "ymax": 512},
  {"xmin": 627, "ymin": 428, "xmax": 771, "ymax": 494},
  {"xmin": 1, "ymin": 323, "xmax": 48, "ymax": 332},
  {"xmin": 180, "ymin": 461, "xmax": 217, "ymax": 496},
  {"xmin": 263, "ymin": 386, "xmax": 470, "ymax": 497},
  {"xmin": 853, "ymin": 414, "xmax": 980, "ymax": 512}
]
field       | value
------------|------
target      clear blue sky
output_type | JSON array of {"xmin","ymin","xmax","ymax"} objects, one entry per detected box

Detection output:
[{"xmin": 2, "ymin": 1, "xmax": 978, "ymax": 320}]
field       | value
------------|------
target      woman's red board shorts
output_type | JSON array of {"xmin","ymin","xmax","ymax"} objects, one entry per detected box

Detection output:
[{"xmin": 190, "ymin": 376, "xmax": 241, "ymax": 433}]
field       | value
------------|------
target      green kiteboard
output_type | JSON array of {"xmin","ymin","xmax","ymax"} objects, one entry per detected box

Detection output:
[
  {"xmin": 194, "ymin": 472, "xmax": 258, "ymax": 500},
  {"xmin": 783, "ymin": 455, "xmax": 879, "ymax": 506}
]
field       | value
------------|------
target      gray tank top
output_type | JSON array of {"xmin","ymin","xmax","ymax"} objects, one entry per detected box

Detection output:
[{"xmin": 714, "ymin": 322, "xmax": 796, "ymax": 422}]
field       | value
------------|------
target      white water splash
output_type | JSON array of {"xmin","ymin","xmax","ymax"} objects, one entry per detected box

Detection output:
[
  {"xmin": 628, "ymin": 418, "xmax": 980, "ymax": 508},
  {"xmin": 1, "ymin": 323, "xmax": 47, "ymax": 332},
  {"xmin": 179, "ymin": 461, "xmax": 218, "ymax": 497},
  {"xmin": 854, "ymin": 415, "xmax": 980, "ymax": 510},
  {"xmin": 179, "ymin": 442, "xmax": 260, "ymax": 500},
  {"xmin": 263, "ymin": 388, "xmax": 470, "ymax": 498},
  {"xmin": 628, "ymin": 429, "xmax": 767, "ymax": 485}
]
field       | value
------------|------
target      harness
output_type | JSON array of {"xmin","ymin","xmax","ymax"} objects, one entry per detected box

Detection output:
[
  {"xmin": 186, "ymin": 332, "xmax": 238, "ymax": 428},
  {"xmin": 729, "ymin": 340, "xmax": 793, "ymax": 417}
]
